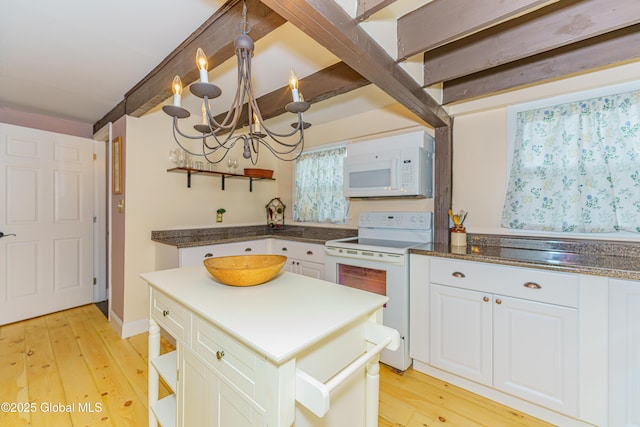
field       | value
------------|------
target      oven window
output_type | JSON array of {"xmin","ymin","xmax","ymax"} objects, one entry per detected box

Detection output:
[{"xmin": 337, "ymin": 264, "xmax": 386, "ymax": 296}]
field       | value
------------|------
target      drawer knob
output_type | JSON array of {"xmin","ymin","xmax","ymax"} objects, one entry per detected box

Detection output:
[
  {"xmin": 452, "ymin": 271, "xmax": 466, "ymax": 278},
  {"xmin": 162, "ymin": 310, "xmax": 170, "ymax": 317},
  {"xmin": 204, "ymin": 253, "xmax": 213, "ymax": 258},
  {"xmin": 281, "ymin": 247, "xmax": 288, "ymax": 251},
  {"xmin": 523, "ymin": 282, "xmax": 542, "ymax": 289},
  {"xmin": 216, "ymin": 350, "xmax": 225, "ymax": 360},
  {"xmin": 495, "ymin": 298, "xmax": 502, "ymax": 305},
  {"xmin": 245, "ymin": 247, "xmax": 252, "ymax": 252},
  {"xmin": 483, "ymin": 296, "xmax": 489, "ymax": 302},
  {"xmin": 306, "ymin": 250, "xmax": 313, "ymax": 255}
]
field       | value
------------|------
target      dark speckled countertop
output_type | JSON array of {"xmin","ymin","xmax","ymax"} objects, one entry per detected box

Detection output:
[
  {"xmin": 410, "ymin": 234, "xmax": 640, "ymax": 281},
  {"xmin": 151, "ymin": 225, "xmax": 357, "ymax": 248}
]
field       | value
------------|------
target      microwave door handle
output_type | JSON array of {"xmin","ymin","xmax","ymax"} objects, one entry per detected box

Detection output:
[{"xmin": 390, "ymin": 159, "xmax": 398, "ymax": 189}]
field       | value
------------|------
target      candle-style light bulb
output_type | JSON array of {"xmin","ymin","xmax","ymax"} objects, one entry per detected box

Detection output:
[
  {"xmin": 172, "ymin": 75, "xmax": 183, "ymax": 106},
  {"xmin": 289, "ymin": 69, "xmax": 300, "ymax": 102},
  {"xmin": 201, "ymin": 102, "xmax": 207, "ymax": 125},
  {"xmin": 196, "ymin": 48, "xmax": 209, "ymax": 83},
  {"xmin": 253, "ymin": 112, "xmax": 261, "ymax": 133}
]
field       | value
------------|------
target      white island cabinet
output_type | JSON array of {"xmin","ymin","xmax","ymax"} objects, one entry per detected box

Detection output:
[{"xmin": 141, "ymin": 266, "xmax": 400, "ymax": 427}]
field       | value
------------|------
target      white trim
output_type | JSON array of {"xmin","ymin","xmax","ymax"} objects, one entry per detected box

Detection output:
[{"xmin": 109, "ymin": 310, "xmax": 150, "ymax": 338}]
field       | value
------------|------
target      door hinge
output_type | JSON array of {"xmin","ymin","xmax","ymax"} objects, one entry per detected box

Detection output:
[
  {"xmin": 93, "ymin": 153, "xmax": 97, "ymax": 160},
  {"xmin": 93, "ymin": 216, "xmax": 97, "ymax": 223},
  {"xmin": 93, "ymin": 277, "xmax": 97, "ymax": 285}
]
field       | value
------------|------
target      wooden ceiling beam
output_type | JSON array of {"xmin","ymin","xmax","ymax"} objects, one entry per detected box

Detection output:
[
  {"xmin": 443, "ymin": 24, "xmax": 640, "ymax": 104},
  {"xmin": 355, "ymin": 0, "xmax": 397, "ymax": 22},
  {"xmin": 93, "ymin": 0, "xmax": 285, "ymax": 134},
  {"xmin": 259, "ymin": 0, "xmax": 451, "ymax": 128},
  {"xmin": 398, "ymin": 0, "xmax": 550, "ymax": 61},
  {"xmin": 423, "ymin": 0, "xmax": 640, "ymax": 86},
  {"xmin": 211, "ymin": 61, "xmax": 370, "ymax": 133}
]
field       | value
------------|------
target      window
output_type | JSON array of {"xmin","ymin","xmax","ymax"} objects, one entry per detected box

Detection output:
[
  {"xmin": 293, "ymin": 146, "xmax": 349, "ymax": 223},
  {"xmin": 502, "ymin": 84, "xmax": 640, "ymax": 233}
]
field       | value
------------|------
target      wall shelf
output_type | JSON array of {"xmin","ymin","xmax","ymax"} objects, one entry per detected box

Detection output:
[{"xmin": 167, "ymin": 167, "xmax": 275, "ymax": 192}]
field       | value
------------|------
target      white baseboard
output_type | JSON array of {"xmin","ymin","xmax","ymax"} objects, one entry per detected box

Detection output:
[{"xmin": 109, "ymin": 310, "xmax": 149, "ymax": 338}]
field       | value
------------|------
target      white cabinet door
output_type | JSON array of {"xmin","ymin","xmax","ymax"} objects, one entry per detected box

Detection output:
[
  {"xmin": 272, "ymin": 240, "xmax": 325, "ymax": 279},
  {"xmin": 297, "ymin": 260, "xmax": 324, "ymax": 280},
  {"xmin": 494, "ymin": 295, "xmax": 578, "ymax": 416},
  {"xmin": 609, "ymin": 278, "xmax": 640, "ymax": 427},
  {"xmin": 178, "ymin": 348, "xmax": 265, "ymax": 427},
  {"xmin": 430, "ymin": 284, "xmax": 492, "ymax": 386}
]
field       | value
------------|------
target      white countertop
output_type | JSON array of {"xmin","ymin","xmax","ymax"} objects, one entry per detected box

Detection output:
[{"xmin": 140, "ymin": 266, "xmax": 389, "ymax": 364}]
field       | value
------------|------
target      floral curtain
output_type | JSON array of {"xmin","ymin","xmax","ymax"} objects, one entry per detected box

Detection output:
[
  {"xmin": 502, "ymin": 89, "xmax": 640, "ymax": 232},
  {"xmin": 293, "ymin": 146, "xmax": 349, "ymax": 223}
]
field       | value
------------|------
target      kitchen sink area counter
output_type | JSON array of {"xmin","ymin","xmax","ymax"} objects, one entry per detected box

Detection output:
[{"xmin": 410, "ymin": 234, "xmax": 640, "ymax": 280}]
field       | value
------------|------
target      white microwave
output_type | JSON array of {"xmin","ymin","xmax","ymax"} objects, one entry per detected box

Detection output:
[{"xmin": 343, "ymin": 131, "xmax": 433, "ymax": 198}]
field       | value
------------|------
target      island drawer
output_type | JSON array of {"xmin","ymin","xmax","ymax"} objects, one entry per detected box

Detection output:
[
  {"xmin": 151, "ymin": 289, "xmax": 191, "ymax": 343},
  {"xmin": 191, "ymin": 314, "xmax": 264, "ymax": 400},
  {"xmin": 430, "ymin": 257, "xmax": 579, "ymax": 307}
]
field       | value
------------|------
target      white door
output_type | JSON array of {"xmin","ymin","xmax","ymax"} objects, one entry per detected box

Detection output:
[{"xmin": 0, "ymin": 123, "xmax": 94, "ymax": 325}]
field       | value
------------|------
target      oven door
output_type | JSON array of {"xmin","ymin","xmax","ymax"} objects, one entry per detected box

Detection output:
[{"xmin": 324, "ymin": 252, "xmax": 410, "ymax": 371}]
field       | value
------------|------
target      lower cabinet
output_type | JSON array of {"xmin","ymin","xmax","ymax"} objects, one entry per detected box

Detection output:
[
  {"xmin": 178, "ymin": 347, "xmax": 265, "ymax": 427},
  {"xmin": 609, "ymin": 278, "xmax": 640, "ymax": 427},
  {"xmin": 410, "ymin": 254, "xmax": 607, "ymax": 427},
  {"xmin": 271, "ymin": 240, "xmax": 325, "ymax": 280},
  {"xmin": 430, "ymin": 283, "xmax": 578, "ymax": 414}
]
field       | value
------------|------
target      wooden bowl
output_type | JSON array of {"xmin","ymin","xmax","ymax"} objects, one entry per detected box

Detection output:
[
  {"xmin": 203, "ymin": 255, "xmax": 287, "ymax": 286},
  {"xmin": 243, "ymin": 168, "xmax": 273, "ymax": 179}
]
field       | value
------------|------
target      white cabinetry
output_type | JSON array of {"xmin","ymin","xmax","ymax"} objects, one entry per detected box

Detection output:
[
  {"xmin": 155, "ymin": 239, "xmax": 269, "ymax": 269},
  {"xmin": 609, "ymin": 278, "xmax": 640, "ymax": 427},
  {"xmin": 271, "ymin": 240, "xmax": 325, "ymax": 279},
  {"xmin": 410, "ymin": 254, "xmax": 607, "ymax": 427}
]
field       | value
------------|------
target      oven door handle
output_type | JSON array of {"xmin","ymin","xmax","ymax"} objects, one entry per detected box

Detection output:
[{"xmin": 295, "ymin": 322, "xmax": 399, "ymax": 418}]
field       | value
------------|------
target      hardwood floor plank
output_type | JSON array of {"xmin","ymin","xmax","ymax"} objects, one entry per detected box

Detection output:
[
  {"xmin": 44, "ymin": 310, "xmax": 111, "ymax": 426},
  {"xmin": 23, "ymin": 316, "xmax": 73, "ymax": 427},
  {"xmin": 0, "ymin": 322, "xmax": 30, "ymax": 427},
  {"xmin": 63, "ymin": 306, "xmax": 147, "ymax": 427}
]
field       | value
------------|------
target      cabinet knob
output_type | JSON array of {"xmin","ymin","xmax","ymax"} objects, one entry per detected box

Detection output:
[
  {"xmin": 162, "ymin": 310, "xmax": 170, "ymax": 317},
  {"xmin": 244, "ymin": 247, "xmax": 252, "ymax": 252},
  {"xmin": 204, "ymin": 253, "xmax": 213, "ymax": 258},
  {"xmin": 452, "ymin": 271, "xmax": 466, "ymax": 278},
  {"xmin": 483, "ymin": 296, "xmax": 489, "ymax": 302},
  {"xmin": 523, "ymin": 282, "xmax": 541, "ymax": 289},
  {"xmin": 216, "ymin": 350, "xmax": 225, "ymax": 360},
  {"xmin": 495, "ymin": 298, "xmax": 502, "ymax": 305},
  {"xmin": 281, "ymin": 247, "xmax": 288, "ymax": 251},
  {"xmin": 306, "ymin": 250, "xmax": 313, "ymax": 255}
]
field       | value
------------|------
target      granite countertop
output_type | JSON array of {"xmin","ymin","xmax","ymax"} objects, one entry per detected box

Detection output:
[
  {"xmin": 410, "ymin": 234, "xmax": 640, "ymax": 281},
  {"xmin": 151, "ymin": 225, "xmax": 358, "ymax": 248}
]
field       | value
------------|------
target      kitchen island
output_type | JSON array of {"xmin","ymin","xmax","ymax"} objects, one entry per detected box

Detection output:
[{"xmin": 140, "ymin": 265, "xmax": 399, "ymax": 427}]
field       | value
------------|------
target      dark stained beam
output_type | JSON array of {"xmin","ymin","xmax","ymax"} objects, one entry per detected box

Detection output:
[
  {"xmin": 211, "ymin": 61, "xmax": 370, "ymax": 133},
  {"xmin": 434, "ymin": 125, "xmax": 452, "ymax": 245},
  {"xmin": 260, "ymin": 0, "xmax": 451, "ymax": 128},
  {"xmin": 423, "ymin": 0, "xmax": 640, "ymax": 86},
  {"xmin": 398, "ymin": 0, "xmax": 550, "ymax": 60},
  {"xmin": 355, "ymin": 0, "xmax": 397, "ymax": 22},
  {"xmin": 443, "ymin": 24, "xmax": 640, "ymax": 104},
  {"xmin": 93, "ymin": 0, "xmax": 285, "ymax": 134}
]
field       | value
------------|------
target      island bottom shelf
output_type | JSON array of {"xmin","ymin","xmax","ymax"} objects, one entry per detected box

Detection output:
[{"xmin": 151, "ymin": 394, "xmax": 176, "ymax": 427}]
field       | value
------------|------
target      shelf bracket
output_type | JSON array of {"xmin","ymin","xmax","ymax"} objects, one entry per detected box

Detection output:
[
  {"xmin": 249, "ymin": 177, "xmax": 253, "ymax": 192},
  {"xmin": 221, "ymin": 175, "xmax": 225, "ymax": 191},
  {"xmin": 187, "ymin": 171, "xmax": 192, "ymax": 188}
]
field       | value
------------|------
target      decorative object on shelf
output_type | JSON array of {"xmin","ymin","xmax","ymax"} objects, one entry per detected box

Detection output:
[
  {"xmin": 244, "ymin": 168, "xmax": 273, "ymax": 179},
  {"xmin": 266, "ymin": 198, "xmax": 285, "ymax": 228},
  {"xmin": 162, "ymin": 0, "xmax": 311, "ymax": 165},
  {"xmin": 203, "ymin": 255, "xmax": 287, "ymax": 286},
  {"xmin": 448, "ymin": 209, "xmax": 468, "ymax": 246},
  {"xmin": 216, "ymin": 208, "xmax": 226, "ymax": 223}
]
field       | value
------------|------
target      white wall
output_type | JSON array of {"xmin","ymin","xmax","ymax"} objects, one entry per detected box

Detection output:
[{"xmin": 449, "ymin": 60, "xmax": 640, "ymax": 241}]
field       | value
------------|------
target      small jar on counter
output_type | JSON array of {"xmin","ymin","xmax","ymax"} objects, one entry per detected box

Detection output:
[{"xmin": 450, "ymin": 226, "xmax": 467, "ymax": 246}]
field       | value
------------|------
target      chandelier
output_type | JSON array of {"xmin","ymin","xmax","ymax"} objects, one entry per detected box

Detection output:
[{"xmin": 162, "ymin": 1, "xmax": 311, "ymax": 164}]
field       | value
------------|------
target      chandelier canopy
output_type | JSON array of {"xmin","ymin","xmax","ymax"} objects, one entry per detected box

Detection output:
[{"xmin": 162, "ymin": 1, "xmax": 311, "ymax": 164}]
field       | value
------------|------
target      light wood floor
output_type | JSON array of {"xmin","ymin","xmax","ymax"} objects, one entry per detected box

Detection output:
[{"xmin": 0, "ymin": 304, "xmax": 555, "ymax": 426}]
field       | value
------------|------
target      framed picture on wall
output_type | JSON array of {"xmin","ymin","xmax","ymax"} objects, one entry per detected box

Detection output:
[{"xmin": 112, "ymin": 136, "xmax": 122, "ymax": 195}]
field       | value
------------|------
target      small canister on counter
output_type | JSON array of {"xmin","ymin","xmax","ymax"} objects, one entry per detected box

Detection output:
[{"xmin": 451, "ymin": 226, "xmax": 467, "ymax": 246}]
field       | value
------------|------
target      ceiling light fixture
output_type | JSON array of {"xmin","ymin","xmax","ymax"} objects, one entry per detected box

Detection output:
[{"xmin": 162, "ymin": 0, "xmax": 311, "ymax": 165}]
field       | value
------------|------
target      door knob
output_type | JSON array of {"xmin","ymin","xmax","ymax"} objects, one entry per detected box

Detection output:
[{"xmin": 0, "ymin": 232, "xmax": 17, "ymax": 239}]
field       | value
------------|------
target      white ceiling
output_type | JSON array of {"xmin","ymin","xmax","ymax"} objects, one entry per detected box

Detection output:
[{"xmin": 0, "ymin": 0, "xmax": 427, "ymax": 127}]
